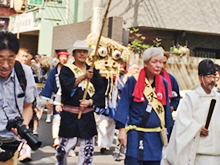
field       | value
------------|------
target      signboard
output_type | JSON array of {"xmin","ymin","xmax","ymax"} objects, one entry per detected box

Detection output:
[
  {"xmin": 28, "ymin": 0, "xmax": 44, "ymax": 6},
  {"xmin": 9, "ymin": 11, "xmax": 41, "ymax": 33}
]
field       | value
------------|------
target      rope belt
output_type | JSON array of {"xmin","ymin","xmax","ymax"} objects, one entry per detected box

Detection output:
[
  {"xmin": 125, "ymin": 125, "xmax": 161, "ymax": 133},
  {"xmin": 62, "ymin": 105, "xmax": 93, "ymax": 114}
]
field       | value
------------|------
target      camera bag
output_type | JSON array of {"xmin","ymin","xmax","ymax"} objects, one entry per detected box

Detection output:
[{"xmin": 0, "ymin": 141, "xmax": 20, "ymax": 162}]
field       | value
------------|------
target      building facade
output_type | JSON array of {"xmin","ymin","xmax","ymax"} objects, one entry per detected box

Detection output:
[
  {"xmin": 3, "ymin": 0, "xmax": 220, "ymax": 58},
  {"xmin": 7, "ymin": 0, "xmax": 87, "ymax": 56},
  {"xmin": 83, "ymin": 0, "xmax": 220, "ymax": 58},
  {"xmin": 0, "ymin": 0, "xmax": 16, "ymax": 31}
]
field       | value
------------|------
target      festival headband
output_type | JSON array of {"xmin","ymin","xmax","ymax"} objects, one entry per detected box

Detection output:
[{"xmin": 57, "ymin": 51, "xmax": 70, "ymax": 56}]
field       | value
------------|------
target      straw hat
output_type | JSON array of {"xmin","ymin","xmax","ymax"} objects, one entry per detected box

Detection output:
[{"xmin": 67, "ymin": 40, "xmax": 93, "ymax": 55}]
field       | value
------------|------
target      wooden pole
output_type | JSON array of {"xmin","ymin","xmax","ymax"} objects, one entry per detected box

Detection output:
[
  {"xmin": 78, "ymin": 0, "xmax": 112, "ymax": 119},
  {"xmin": 205, "ymin": 99, "xmax": 216, "ymax": 129}
]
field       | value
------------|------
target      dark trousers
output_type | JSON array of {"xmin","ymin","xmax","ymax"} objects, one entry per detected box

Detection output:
[{"xmin": 125, "ymin": 156, "xmax": 160, "ymax": 165}]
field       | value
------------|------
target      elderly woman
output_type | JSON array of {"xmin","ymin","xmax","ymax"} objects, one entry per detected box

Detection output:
[{"xmin": 114, "ymin": 47, "xmax": 174, "ymax": 165}]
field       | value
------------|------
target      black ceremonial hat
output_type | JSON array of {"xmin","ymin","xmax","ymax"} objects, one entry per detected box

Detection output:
[{"xmin": 198, "ymin": 59, "xmax": 216, "ymax": 76}]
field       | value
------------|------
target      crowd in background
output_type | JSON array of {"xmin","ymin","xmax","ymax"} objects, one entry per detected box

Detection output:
[
  {"xmin": 14, "ymin": 44, "xmax": 180, "ymax": 164},
  {"xmin": 13, "ymin": 44, "xmax": 180, "ymax": 165}
]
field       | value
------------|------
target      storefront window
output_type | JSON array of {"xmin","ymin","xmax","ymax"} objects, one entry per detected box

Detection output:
[{"xmin": 193, "ymin": 48, "xmax": 220, "ymax": 59}]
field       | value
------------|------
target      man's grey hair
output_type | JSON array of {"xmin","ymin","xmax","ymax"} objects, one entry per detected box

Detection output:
[{"xmin": 142, "ymin": 47, "xmax": 164, "ymax": 62}]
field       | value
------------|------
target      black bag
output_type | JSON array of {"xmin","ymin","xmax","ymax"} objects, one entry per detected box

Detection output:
[
  {"xmin": 14, "ymin": 60, "xmax": 27, "ymax": 92},
  {"xmin": 0, "ymin": 141, "xmax": 20, "ymax": 162}
]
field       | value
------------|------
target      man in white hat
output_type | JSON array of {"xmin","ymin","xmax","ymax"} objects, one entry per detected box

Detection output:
[{"xmin": 55, "ymin": 40, "xmax": 105, "ymax": 165}]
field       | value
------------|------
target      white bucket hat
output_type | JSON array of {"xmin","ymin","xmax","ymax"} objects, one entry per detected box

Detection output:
[{"xmin": 67, "ymin": 40, "xmax": 93, "ymax": 55}]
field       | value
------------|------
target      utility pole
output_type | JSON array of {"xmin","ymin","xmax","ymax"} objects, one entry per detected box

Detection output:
[
  {"xmin": 73, "ymin": 0, "xmax": 78, "ymax": 23},
  {"xmin": 65, "ymin": 0, "xmax": 69, "ymax": 24},
  {"xmin": 91, "ymin": 0, "xmax": 103, "ymax": 34}
]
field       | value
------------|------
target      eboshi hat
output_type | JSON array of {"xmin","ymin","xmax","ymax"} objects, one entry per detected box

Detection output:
[
  {"xmin": 67, "ymin": 40, "xmax": 93, "ymax": 55},
  {"xmin": 198, "ymin": 59, "xmax": 216, "ymax": 76}
]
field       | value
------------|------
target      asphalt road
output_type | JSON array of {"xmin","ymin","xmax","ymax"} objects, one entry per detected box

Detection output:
[
  {"xmin": 18, "ymin": 112, "xmax": 124, "ymax": 165},
  {"xmin": 18, "ymin": 145, "xmax": 125, "ymax": 165}
]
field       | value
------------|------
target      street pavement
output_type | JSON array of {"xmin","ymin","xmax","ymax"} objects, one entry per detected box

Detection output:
[
  {"xmin": 18, "ymin": 145, "xmax": 125, "ymax": 165},
  {"xmin": 18, "ymin": 112, "xmax": 124, "ymax": 165}
]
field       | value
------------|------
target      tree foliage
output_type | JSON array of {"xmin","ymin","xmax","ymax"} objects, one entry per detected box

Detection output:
[
  {"xmin": 129, "ymin": 28, "xmax": 152, "ymax": 55},
  {"xmin": 170, "ymin": 45, "xmax": 189, "ymax": 56}
]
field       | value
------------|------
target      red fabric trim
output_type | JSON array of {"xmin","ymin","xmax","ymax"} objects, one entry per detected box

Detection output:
[
  {"xmin": 132, "ymin": 68, "xmax": 146, "ymax": 102},
  {"xmin": 132, "ymin": 68, "xmax": 167, "ymax": 105},
  {"xmin": 155, "ymin": 74, "xmax": 167, "ymax": 105},
  {"xmin": 162, "ymin": 70, "xmax": 172, "ymax": 99}
]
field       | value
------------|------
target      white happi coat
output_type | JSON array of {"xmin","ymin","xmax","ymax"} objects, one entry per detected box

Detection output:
[{"xmin": 165, "ymin": 84, "xmax": 220, "ymax": 165}]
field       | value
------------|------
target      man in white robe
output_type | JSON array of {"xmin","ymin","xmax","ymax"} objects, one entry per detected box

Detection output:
[{"xmin": 166, "ymin": 59, "xmax": 220, "ymax": 165}]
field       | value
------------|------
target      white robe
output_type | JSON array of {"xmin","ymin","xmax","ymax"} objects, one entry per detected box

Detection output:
[{"xmin": 165, "ymin": 85, "xmax": 220, "ymax": 165}]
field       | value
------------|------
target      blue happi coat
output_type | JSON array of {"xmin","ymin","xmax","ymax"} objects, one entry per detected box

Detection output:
[
  {"xmin": 41, "ymin": 65, "xmax": 59, "ymax": 115},
  {"xmin": 114, "ymin": 75, "xmax": 174, "ymax": 161},
  {"xmin": 168, "ymin": 72, "xmax": 180, "ymax": 110}
]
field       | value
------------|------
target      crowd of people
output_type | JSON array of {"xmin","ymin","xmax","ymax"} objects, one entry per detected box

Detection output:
[{"xmin": 0, "ymin": 31, "xmax": 220, "ymax": 165}]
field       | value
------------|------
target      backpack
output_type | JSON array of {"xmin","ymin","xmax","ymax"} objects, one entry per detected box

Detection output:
[{"xmin": 14, "ymin": 60, "xmax": 27, "ymax": 92}]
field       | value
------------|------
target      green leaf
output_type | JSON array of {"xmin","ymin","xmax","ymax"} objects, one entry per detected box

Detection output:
[{"xmin": 135, "ymin": 33, "xmax": 142, "ymax": 37}]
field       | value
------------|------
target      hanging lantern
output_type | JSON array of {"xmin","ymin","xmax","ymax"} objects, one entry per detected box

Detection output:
[{"xmin": 14, "ymin": 0, "xmax": 27, "ymax": 13}]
